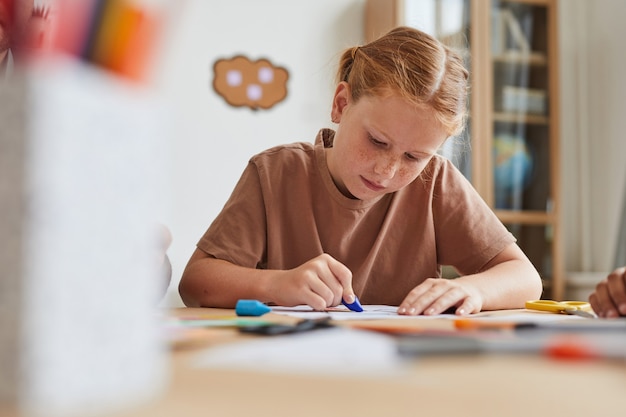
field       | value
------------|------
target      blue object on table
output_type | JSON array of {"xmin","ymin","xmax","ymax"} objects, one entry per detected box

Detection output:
[
  {"xmin": 235, "ymin": 299, "xmax": 271, "ymax": 317},
  {"xmin": 342, "ymin": 296, "xmax": 363, "ymax": 312}
]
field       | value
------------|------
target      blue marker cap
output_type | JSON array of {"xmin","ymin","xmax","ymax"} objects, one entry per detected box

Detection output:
[
  {"xmin": 342, "ymin": 296, "xmax": 363, "ymax": 312},
  {"xmin": 235, "ymin": 299, "xmax": 271, "ymax": 317}
]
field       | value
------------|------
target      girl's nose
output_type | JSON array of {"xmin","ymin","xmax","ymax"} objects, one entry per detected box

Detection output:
[{"xmin": 374, "ymin": 155, "xmax": 398, "ymax": 179}]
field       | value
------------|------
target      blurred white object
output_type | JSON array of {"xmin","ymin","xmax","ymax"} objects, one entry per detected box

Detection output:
[
  {"xmin": 193, "ymin": 327, "xmax": 406, "ymax": 378},
  {"xmin": 0, "ymin": 57, "xmax": 169, "ymax": 417}
]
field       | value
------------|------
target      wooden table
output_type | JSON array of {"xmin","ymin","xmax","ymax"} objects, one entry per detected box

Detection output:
[
  {"xmin": 114, "ymin": 308, "xmax": 626, "ymax": 417},
  {"xmin": 4, "ymin": 308, "xmax": 626, "ymax": 417}
]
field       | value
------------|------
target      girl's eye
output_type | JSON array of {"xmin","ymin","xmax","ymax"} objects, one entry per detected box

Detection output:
[
  {"xmin": 405, "ymin": 153, "xmax": 420, "ymax": 162},
  {"xmin": 369, "ymin": 135, "xmax": 386, "ymax": 147}
]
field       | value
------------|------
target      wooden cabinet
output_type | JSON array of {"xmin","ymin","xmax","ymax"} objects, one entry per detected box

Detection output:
[{"xmin": 365, "ymin": 0, "xmax": 563, "ymax": 299}]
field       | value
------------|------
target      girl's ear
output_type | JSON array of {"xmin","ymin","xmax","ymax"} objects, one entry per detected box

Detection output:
[{"xmin": 331, "ymin": 81, "xmax": 351, "ymax": 123}]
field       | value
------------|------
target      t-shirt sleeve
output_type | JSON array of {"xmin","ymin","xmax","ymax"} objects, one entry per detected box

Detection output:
[
  {"xmin": 432, "ymin": 159, "xmax": 516, "ymax": 274},
  {"xmin": 196, "ymin": 161, "xmax": 267, "ymax": 268}
]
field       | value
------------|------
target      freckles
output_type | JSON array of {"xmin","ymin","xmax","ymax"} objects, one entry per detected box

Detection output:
[
  {"xmin": 397, "ymin": 166, "xmax": 413, "ymax": 180},
  {"xmin": 398, "ymin": 166, "xmax": 422, "ymax": 185},
  {"xmin": 354, "ymin": 148, "xmax": 371, "ymax": 167}
]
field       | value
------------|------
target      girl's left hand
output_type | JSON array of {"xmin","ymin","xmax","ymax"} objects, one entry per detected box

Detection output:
[{"xmin": 397, "ymin": 277, "xmax": 483, "ymax": 316}]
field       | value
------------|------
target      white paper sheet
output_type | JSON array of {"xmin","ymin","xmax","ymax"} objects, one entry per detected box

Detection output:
[
  {"xmin": 192, "ymin": 327, "xmax": 408, "ymax": 377},
  {"xmin": 270, "ymin": 304, "xmax": 455, "ymax": 320},
  {"xmin": 270, "ymin": 305, "xmax": 606, "ymax": 327}
]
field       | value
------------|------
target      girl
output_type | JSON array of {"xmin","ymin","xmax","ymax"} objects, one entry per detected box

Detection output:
[{"xmin": 179, "ymin": 26, "xmax": 542, "ymax": 315}]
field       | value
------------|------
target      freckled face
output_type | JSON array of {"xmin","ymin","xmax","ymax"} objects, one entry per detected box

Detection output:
[{"xmin": 326, "ymin": 82, "xmax": 448, "ymax": 200}]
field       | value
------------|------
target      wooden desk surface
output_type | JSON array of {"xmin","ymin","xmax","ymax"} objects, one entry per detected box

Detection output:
[
  {"xmin": 4, "ymin": 308, "xmax": 626, "ymax": 417},
  {"xmin": 111, "ymin": 308, "xmax": 626, "ymax": 417}
]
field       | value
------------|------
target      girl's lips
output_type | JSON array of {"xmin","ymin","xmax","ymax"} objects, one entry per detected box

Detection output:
[{"xmin": 361, "ymin": 176, "xmax": 385, "ymax": 192}]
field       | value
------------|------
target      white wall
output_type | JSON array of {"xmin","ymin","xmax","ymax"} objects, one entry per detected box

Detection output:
[
  {"xmin": 153, "ymin": 0, "xmax": 626, "ymax": 306},
  {"xmin": 153, "ymin": 0, "xmax": 365, "ymax": 306},
  {"xmin": 559, "ymin": 0, "xmax": 626, "ymax": 280}
]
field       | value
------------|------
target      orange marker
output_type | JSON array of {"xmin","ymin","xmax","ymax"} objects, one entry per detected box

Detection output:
[{"xmin": 454, "ymin": 318, "xmax": 534, "ymax": 331}]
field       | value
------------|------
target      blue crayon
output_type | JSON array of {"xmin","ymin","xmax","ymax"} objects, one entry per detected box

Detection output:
[
  {"xmin": 235, "ymin": 299, "xmax": 271, "ymax": 317},
  {"xmin": 342, "ymin": 296, "xmax": 364, "ymax": 312}
]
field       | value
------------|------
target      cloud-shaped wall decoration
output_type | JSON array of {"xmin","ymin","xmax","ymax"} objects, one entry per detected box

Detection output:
[{"xmin": 212, "ymin": 55, "xmax": 289, "ymax": 110}]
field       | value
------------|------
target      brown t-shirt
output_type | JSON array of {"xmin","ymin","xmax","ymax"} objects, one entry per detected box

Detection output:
[{"xmin": 198, "ymin": 129, "xmax": 515, "ymax": 305}]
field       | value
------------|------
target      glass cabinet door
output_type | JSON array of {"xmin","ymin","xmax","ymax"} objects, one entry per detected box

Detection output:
[
  {"xmin": 403, "ymin": 0, "xmax": 473, "ymax": 181},
  {"xmin": 365, "ymin": 0, "xmax": 562, "ymax": 298},
  {"xmin": 491, "ymin": 1, "xmax": 551, "ymax": 212},
  {"xmin": 489, "ymin": 0, "xmax": 560, "ymax": 298}
]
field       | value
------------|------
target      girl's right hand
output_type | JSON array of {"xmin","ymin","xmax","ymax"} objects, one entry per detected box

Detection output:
[{"xmin": 266, "ymin": 253, "xmax": 355, "ymax": 311}]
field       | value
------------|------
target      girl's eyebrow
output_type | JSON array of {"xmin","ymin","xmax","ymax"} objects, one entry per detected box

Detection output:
[
  {"xmin": 370, "ymin": 127, "xmax": 436, "ymax": 157},
  {"xmin": 409, "ymin": 150, "xmax": 436, "ymax": 158}
]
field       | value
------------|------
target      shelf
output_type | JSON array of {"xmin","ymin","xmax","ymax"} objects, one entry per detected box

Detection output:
[
  {"xmin": 494, "ymin": 209, "xmax": 555, "ymax": 224},
  {"xmin": 493, "ymin": 112, "xmax": 549, "ymax": 125},
  {"xmin": 493, "ymin": 52, "xmax": 547, "ymax": 66},
  {"xmin": 365, "ymin": 0, "xmax": 562, "ymax": 299}
]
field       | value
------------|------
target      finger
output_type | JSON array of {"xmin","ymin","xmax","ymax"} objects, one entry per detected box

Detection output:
[
  {"xmin": 398, "ymin": 279, "xmax": 445, "ymax": 315},
  {"xmin": 398, "ymin": 285, "xmax": 435, "ymax": 315},
  {"xmin": 589, "ymin": 292, "xmax": 607, "ymax": 318},
  {"xmin": 304, "ymin": 272, "xmax": 337, "ymax": 309},
  {"xmin": 591, "ymin": 282, "xmax": 618, "ymax": 318},
  {"xmin": 305, "ymin": 292, "xmax": 332, "ymax": 311},
  {"xmin": 322, "ymin": 254, "xmax": 354, "ymax": 304},
  {"xmin": 454, "ymin": 298, "xmax": 475, "ymax": 316},
  {"xmin": 606, "ymin": 269, "xmax": 626, "ymax": 316},
  {"xmin": 421, "ymin": 286, "xmax": 468, "ymax": 316}
]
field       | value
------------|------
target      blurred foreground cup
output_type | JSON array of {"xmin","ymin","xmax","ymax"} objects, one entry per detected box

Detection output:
[{"xmin": 0, "ymin": 56, "xmax": 170, "ymax": 417}]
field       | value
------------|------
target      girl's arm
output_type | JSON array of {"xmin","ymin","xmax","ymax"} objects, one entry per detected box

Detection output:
[
  {"xmin": 178, "ymin": 248, "xmax": 355, "ymax": 310},
  {"xmin": 398, "ymin": 243, "xmax": 542, "ymax": 315}
]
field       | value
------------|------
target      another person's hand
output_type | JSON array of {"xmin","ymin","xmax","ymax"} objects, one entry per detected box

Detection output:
[
  {"xmin": 589, "ymin": 267, "xmax": 626, "ymax": 318},
  {"xmin": 265, "ymin": 253, "xmax": 354, "ymax": 311},
  {"xmin": 398, "ymin": 277, "xmax": 483, "ymax": 316}
]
